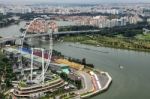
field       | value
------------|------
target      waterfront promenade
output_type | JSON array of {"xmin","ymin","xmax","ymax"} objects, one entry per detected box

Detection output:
[{"xmin": 4, "ymin": 47, "xmax": 112, "ymax": 98}]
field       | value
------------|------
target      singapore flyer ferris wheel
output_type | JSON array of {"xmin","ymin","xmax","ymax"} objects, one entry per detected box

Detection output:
[{"xmin": 18, "ymin": 18, "xmax": 57, "ymax": 84}]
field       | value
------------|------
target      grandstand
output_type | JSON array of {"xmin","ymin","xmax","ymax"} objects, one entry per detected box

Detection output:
[{"xmin": 55, "ymin": 59, "xmax": 84, "ymax": 70}]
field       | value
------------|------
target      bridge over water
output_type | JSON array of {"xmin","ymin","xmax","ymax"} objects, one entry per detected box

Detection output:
[{"xmin": 0, "ymin": 30, "xmax": 100, "ymax": 44}]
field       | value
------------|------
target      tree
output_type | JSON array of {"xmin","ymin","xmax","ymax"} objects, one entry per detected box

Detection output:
[
  {"xmin": 0, "ymin": 53, "xmax": 15, "ymax": 94},
  {"xmin": 0, "ymin": 93, "xmax": 5, "ymax": 99},
  {"xmin": 75, "ymin": 80, "xmax": 82, "ymax": 89},
  {"xmin": 82, "ymin": 58, "xmax": 86, "ymax": 65},
  {"xmin": 60, "ymin": 72, "xmax": 68, "ymax": 81}
]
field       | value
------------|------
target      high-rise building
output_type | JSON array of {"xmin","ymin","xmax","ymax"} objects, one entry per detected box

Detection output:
[{"xmin": 0, "ymin": 8, "xmax": 6, "ymax": 15}]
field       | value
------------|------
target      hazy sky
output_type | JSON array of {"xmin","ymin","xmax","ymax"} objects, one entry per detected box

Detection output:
[{"xmin": 0, "ymin": 0, "xmax": 150, "ymax": 4}]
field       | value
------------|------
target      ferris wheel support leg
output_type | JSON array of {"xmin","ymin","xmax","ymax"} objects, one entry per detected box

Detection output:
[
  {"xmin": 20, "ymin": 38, "xmax": 24, "ymax": 76},
  {"xmin": 42, "ymin": 49, "xmax": 45, "ymax": 84},
  {"xmin": 31, "ymin": 48, "xmax": 33, "ymax": 81}
]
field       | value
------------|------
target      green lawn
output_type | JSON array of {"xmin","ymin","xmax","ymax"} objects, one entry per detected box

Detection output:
[
  {"xmin": 63, "ymin": 34, "xmax": 150, "ymax": 52},
  {"xmin": 135, "ymin": 34, "xmax": 150, "ymax": 41}
]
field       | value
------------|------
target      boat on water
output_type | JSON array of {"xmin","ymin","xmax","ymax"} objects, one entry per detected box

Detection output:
[
  {"xmin": 96, "ymin": 44, "xmax": 100, "ymax": 47},
  {"xmin": 119, "ymin": 65, "xmax": 124, "ymax": 69}
]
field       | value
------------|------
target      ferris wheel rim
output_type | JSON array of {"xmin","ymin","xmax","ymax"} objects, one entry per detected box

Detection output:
[{"xmin": 19, "ymin": 18, "xmax": 53, "ymax": 84}]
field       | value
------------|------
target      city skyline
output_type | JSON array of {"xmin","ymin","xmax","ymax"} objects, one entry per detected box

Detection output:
[{"xmin": 0, "ymin": 0, "xmax": 150, "ymax": 4}]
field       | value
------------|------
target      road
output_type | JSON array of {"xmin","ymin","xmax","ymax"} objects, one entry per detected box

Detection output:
[{"xmin": 75, "ymin": 71, "xmax": 94, "ymax": 95}]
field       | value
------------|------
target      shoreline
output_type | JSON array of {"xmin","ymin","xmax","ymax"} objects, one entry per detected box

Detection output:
[
  {"xmin": 80, "ymin": 42, "xmax": 150, "ymax": 53},
  {"xmin": 62, "ymin": 36, "xmax": 150, "ymax": 53}
]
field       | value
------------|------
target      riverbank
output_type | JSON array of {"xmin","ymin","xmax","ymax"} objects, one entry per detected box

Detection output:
[
  {"xmin": 63, "ymin": 35, "xmax": 150, "ymax": 52},
  {"xmin": 0, "ymin": 19, "xmax": 20, "ymax": 28}
]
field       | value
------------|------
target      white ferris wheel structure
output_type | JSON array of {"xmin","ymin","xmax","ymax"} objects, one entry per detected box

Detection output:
[{"xmin": 18, "ymin": 18, "xmax": 57, "ymax": 84}]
